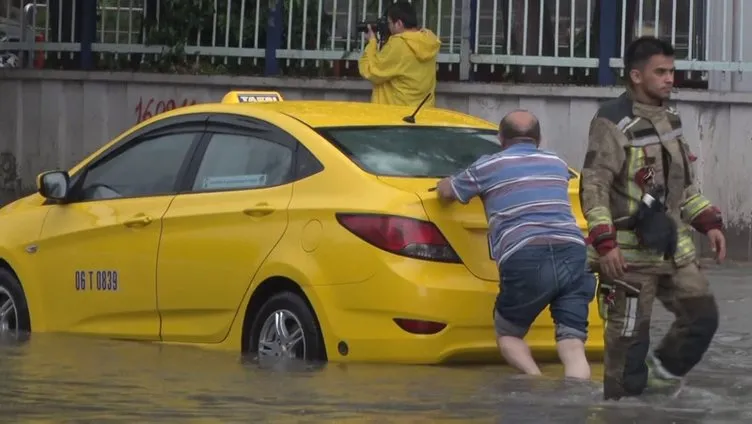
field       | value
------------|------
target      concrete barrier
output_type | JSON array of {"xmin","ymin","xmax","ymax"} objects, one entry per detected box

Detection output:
[{"xmin": 1, "ymin": 70, "xmax": 750, "ymax": 260}]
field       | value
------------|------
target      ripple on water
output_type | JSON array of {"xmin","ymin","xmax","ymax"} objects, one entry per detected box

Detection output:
[
  {"xmin": 0, "ymin": 333, "xmax": 749, "ymax": 422},
  {"xmin": 0, "ymin": 267, "xmax": 751, "ymax": 422}
]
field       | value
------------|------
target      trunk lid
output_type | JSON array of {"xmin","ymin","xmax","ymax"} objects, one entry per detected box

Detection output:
[{"xmin": 378, "ymin": 173, "xmax": 588, "ymax": 282}]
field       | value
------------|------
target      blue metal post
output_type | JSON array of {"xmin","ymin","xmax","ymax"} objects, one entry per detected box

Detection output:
[
  {"xmin": 265, "ymin": 0, "xmax": 283, "ymax": 76},
  {"xmin": 79, "ymin": 0, "xmax": 95, "ymax": 70},
  {"xmin": 598, "ymin": 0, "xmax": 617, "ymax": 86}
]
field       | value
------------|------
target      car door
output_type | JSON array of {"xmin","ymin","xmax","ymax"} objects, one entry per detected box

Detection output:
[
  {"xmin": 156, "ymin": 114, "xmax": 297, "ymax": 343},
  {"xmin": 33, "ymin": 117, "xmax": 206, "ymax": 340}
]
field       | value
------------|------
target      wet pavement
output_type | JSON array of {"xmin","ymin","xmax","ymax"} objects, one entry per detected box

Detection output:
[{"xmin": 0, "ymin": 261, "xmax": 749, "ymax": 423}]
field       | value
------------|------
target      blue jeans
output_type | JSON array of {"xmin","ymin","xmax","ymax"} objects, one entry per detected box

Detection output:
[{"xmin": 493, "ymin": 241, "xmax": 596, "ymax": 342}]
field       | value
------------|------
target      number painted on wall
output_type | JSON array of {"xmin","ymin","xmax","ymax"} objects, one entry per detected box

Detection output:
[{"xmin": 134, "ymin": 97, "xmax": 198, "ymax": 123}]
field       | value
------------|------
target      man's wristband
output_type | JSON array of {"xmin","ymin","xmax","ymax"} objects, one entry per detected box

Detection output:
[
  {"xmin": 691, "ymin": 206, "xmax": 724, "ymax": 234},
  {"xmin": 587, "ymin": 224, "xmax": 618, "ymax": 256}
]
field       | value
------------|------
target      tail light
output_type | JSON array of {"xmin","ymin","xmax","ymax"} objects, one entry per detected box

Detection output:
[
  {"xmin": 33, "ymin": 34, "xmax": 44, "ymax": 69},
  {"xmin": 335, "ymin": 213, "xmax": 461, "ymax": 263}
]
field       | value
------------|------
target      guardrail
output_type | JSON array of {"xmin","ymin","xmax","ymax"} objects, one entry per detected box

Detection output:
[{"xmin": 1, "ymin": 0, "xmax": 750, "ymax": 85}]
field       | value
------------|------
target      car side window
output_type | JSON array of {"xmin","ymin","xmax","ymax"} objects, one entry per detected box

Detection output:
[
  {"xmin": 295, "ymin": 144, "xmax": 324, "ymax": 180},
  {"xmin": 77, "ymin": 132, "xmax": 198, "ymax": 201},
  {"xmin": 191, "ymin": 133, "xmax": 293, "ymax": 191}
]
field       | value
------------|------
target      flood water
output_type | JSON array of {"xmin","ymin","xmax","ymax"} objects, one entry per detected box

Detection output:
[{"xmin": 0, "ymin": 262, "xmax": 750, "ymax": 423}]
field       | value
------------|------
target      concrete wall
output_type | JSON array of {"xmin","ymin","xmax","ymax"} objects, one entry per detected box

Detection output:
[{"xmin": 1, "ymin": 70, "xmax": 751, "ymax": 260}]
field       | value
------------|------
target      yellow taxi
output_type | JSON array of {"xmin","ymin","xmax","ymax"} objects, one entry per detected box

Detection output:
[{"xmin": 0, "ymin": 90, "xmax": 603, "ymax": 364}]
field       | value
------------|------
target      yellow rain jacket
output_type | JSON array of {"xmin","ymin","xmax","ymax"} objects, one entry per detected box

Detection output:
[{"xmin": 358, "ymin": 29, "xmax": 441, "ymax": 107}]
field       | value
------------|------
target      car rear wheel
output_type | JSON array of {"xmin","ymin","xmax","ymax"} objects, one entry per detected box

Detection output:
[
  {"xmin": 0, "ymin": 268, "xmax": 30, "ymax": 336},
  {"xmin": 249, "ymin": 291, "xmax": 326, "ymax": 362}
]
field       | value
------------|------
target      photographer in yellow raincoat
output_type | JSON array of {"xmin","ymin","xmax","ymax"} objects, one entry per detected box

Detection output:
[{"xmin": 358, "ymin": 1, "xmax": 441, "ymax": 108}]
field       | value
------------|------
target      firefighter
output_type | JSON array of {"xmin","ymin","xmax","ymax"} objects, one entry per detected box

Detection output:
[{"xmin": 580, "ymin": 36, "xmax": 726, "ymax": 400}]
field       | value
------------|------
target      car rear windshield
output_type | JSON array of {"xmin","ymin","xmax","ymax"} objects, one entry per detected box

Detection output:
[{"xmin": 317, "ymin": 126, "xmax": 501, "ymax": 177}]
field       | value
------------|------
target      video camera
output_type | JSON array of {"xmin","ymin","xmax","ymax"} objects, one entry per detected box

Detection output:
[{"xmin": 356, "ymin": 16, "xmax": 390, "ymax": 48}]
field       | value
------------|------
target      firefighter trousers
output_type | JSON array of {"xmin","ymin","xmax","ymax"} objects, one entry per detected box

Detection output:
[{"xmin": 597, "ymin": 261, "xmax": 719, "ymax": 400}]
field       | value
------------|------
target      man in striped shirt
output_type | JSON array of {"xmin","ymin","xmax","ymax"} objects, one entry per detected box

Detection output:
[{"xmin": 435, "ymin": 109, "xmax": 595, "ymax": 379}]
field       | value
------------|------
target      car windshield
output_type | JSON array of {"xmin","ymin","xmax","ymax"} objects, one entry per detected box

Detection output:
[{"xmin": 317, "ymin": 126, "xmax": 501, "ymax": 177}]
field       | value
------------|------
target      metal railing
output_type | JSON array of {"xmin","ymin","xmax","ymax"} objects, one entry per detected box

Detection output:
[{"xmin": 1, "ymin": 0, "xmax": 750, "ymax": 82}]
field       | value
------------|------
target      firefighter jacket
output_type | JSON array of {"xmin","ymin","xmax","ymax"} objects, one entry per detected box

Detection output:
[{"xmin": 580, "ymin": 90, "xmax": 724, "ymax": 269}]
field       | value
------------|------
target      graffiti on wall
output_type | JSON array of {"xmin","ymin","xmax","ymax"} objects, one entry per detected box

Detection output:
[
  {"xmin": 0, "ymin": 151, "xmax": 16, "ymax": 188},
  {"xmin": 134, "ymin": 96, "xmax": 198, "ymax": 123},
  {"xmin": 0, "ymin": 151, "xmax": 21, "ymax": 206}
]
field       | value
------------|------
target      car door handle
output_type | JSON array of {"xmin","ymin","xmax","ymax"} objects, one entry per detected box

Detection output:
[
  {"xmin": 243, "ymin": 206, "xmax": 275, "ymax": 217},
  {"xmin": 123, "ymin": 214, "xmax": 153, "ymax": 228}
]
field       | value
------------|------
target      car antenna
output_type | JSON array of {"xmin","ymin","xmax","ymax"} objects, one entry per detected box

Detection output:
[{"xmin": 402, "ymin": 93, "xmax": 432, "ymax": 124}]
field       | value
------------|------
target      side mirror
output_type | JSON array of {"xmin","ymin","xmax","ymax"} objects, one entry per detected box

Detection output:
[{"xmin": 37, "ymin": 170, "xmax": 70, "ymax": 201}]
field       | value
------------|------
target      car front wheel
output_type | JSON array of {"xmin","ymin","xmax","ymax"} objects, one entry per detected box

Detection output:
[
  {"xmin": 249, "ymin": 291, "xmax": 326, "ymax": 362},
  {"xmin": 0, "ymin": 268, "xmax": 30, "ymax": 336}
]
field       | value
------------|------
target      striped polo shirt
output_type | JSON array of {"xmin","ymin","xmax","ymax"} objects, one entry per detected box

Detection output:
[{"xmin": 449, "ymin": 141, "xmax": 585, "ymax": 265}]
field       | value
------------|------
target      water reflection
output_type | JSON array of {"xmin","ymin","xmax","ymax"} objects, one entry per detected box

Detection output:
[{"xmin": 0, "ymin": 263, "xmax": 749, "ymax": 422}]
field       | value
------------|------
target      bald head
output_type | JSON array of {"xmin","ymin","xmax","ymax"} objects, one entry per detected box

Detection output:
[{"xmin": 499, "ymin": 109, "xmax": 541, "ymax": 147}]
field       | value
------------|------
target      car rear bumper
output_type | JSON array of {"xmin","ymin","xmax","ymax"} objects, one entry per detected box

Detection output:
[{"xmin": 310, "ymin": 260, "xmax": 604, "ymax": 365}]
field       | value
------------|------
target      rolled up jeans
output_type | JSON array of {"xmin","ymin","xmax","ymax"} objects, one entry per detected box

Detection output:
[{"xmin": 493, "ymin": 241, "xmax": 596, "ymax": 342}]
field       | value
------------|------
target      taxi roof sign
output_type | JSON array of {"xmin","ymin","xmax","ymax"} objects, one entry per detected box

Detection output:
[{"xmin": 221, "ymin": 91, "xmax": 284, "ymax": 104}]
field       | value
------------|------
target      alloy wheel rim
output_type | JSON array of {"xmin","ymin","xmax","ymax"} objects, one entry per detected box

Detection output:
[
  {"xmin": 0, "ymin": 286, "xmax": 18, "ymax": 334},
  {"xmin": 257, "ymin": 309, "xmax": 306, "ymax": 360}
]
